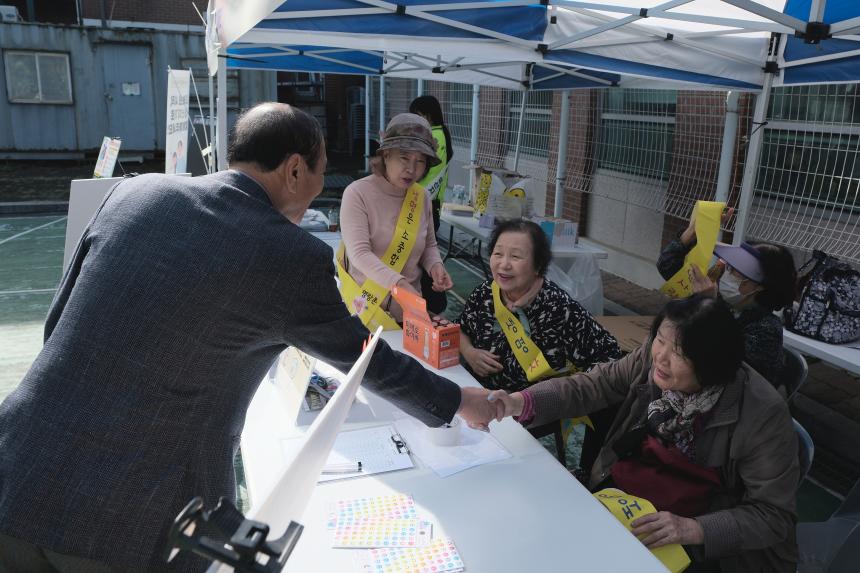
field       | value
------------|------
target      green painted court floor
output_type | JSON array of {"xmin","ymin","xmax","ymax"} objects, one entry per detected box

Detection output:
[{"xmin": 0, "ymin": 214, "xmax": 844, "ymax": 522}]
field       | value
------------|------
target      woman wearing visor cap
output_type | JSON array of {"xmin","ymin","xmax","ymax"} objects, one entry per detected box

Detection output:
[
  {"xmin": 339, "ymin": 113, "xmax": 453, "ymax": 327},
  {"xmin": 657, "ymin": 209, "xmax": 797, "ymax": 386}
]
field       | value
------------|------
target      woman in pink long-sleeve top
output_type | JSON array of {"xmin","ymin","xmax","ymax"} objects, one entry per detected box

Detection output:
[{"xmin": 339, "ymin": 113, "xmax": 454, "ymax": 323}]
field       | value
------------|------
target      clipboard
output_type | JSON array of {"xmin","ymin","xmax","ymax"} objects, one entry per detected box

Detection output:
[{"xmin": 280, "ymin": 425, "xmax": 414, "ymax": 483}]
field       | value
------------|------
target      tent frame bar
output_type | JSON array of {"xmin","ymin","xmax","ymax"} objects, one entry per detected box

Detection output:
[
  {"xmin": 781, "ymin": 48, "xmax": 860, "ymax": 68},
  {"xmin": 830, "ymin": 16, "xmax": 860, "ymax": 35},
  {"xmin": 554, "ymin": 1, "xmax": 795, "ymax": 33}
]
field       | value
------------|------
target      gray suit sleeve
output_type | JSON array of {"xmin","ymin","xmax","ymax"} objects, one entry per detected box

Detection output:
[{"xmin": 282, "ymin": 238, "xmax": 462, "ymax": 427}]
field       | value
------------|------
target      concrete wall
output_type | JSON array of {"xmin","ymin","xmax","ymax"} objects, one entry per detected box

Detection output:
[{"xmin": 0, "ymin": 21, "xmax": 276, "ymax": 154}]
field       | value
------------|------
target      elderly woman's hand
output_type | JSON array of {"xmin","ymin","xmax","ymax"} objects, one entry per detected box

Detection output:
[
  {"xmin": 430, "ymin": 263, "xmax": 453, "ymax": 292},
  {"xmin": 395, "ymin": 278, "xmax": 420, "ymax": 295},
  {"xmin": 463, "ymin": 346, "xmax": 503, "ymax": 378},
  {"xmin": 688, "ymin": 265, "xmax": 717, "ymax": 298},
  {"xmin": 681, "ymin": 206, "xmax": 735, "ymax": 247},
  {"xmin": 630, "ymin": 511, "xmax": 704, "ymax": 548},
  {"xmin": 487, "ymin": 390, "xmax": 524, "ymax": 418}
]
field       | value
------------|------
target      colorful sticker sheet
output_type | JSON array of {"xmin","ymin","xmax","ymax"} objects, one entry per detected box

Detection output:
[
  {"xmin": 327, "ymin": 494, "xmax": 418, "ymax": 529},
  {"xmin": 356, "ymin": 537, "xmax": 464, "ymax": 573},
  {"xmin": 332, "ymin": 517, "xmax": 433, "ymax": 549}
]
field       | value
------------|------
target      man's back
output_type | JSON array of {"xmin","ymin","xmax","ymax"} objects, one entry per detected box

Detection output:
[{"xmin": 0, "ymin": 171, "xmax": 344, "ymax": 570}]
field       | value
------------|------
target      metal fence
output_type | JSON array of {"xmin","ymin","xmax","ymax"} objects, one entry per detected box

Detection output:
[
  {"xmin": 366, "ymin": 79, "xmax": 860, "ymax": 264},
  {"xmin": 747, "ymin": 84, "xmax": 860, "ymax": 261}
]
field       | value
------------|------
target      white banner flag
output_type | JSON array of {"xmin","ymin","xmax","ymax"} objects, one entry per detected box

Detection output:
[{"xmin": 165, "ymin": 69, "xmax": 191, "ymax": 175}]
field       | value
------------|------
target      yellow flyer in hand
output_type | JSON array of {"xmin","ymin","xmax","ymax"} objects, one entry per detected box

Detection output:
[
  {"xmin": 659, "ymin": 201, "xmax": 725, "ymax": 298},
  {"xmin": 593, "ymin": 488, "xmax": 691, "ymax": 573}
]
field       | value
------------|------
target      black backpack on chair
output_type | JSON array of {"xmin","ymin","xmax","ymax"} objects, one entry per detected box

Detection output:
[{"xmin": 785, "ymin": 250, "xmax": 860, "ymax": 344}]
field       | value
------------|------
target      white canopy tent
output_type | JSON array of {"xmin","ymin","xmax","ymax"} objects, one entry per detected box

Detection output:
[{"xmin": 204, "ymin": 0, "xmax": 860, "ymax": 242}]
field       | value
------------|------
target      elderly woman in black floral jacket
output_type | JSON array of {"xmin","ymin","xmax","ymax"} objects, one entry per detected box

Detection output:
[{"xmin": 458, "ymin": 219, "xmax": 621, "ymax": 392}]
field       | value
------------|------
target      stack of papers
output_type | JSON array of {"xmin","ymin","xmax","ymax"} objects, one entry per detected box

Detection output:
[
  {"xmin": 280, "ymin": 425, "xmax": 413, "ymax": 483},
  {"xmin": 394, "ymin": 417, "xmax": 512, "ymax": 478}
]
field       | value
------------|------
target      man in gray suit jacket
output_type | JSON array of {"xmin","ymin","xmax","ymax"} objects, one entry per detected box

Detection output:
[{"xmin": 0, "ymin": 103, "xmax": 501, "ymax": 572}]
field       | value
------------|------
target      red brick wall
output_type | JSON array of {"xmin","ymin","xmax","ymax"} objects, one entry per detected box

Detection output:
[
  {"xmin": 544, "ymin": 90, "xmax": 596, "ymax": 233},
  {"xmin": 661, "ymin": 91, "xmax": 724, "ymax": 247},
  {"xmin": 660, "ymin": 91, "xmax": 754, "ymax": 247},
  {"xmin": 476, "ymin": 87, "xmax": 508, "ymax": 169},
  {"xmin": 81, "ymin": 0, "xmax": 201, "ymax": 25}
]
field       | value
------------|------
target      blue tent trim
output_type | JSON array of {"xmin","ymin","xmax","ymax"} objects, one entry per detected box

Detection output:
[
  {"xmin": 260, "ymin": 4, "xmax": 547, "ymax": 41},
  {"xmin": 531, "ymin": 64, "xmax": 619, "ymax": 90},
  {"xmin": 227, "ymin": 46, "xmax": 384, "ymax": 75},
  {"xmin": 547, "ymin": 50, "xmax": 762, "ymax": 90},
  {"xmin": 781, "ymin": 0, "xmax": 860, "ymax": 84},
  {"xmin": 782, "ymin": 53, "xmax": 860, "ymax": 85},
  {"xmin": 783, "ymin": 0, "xmax": 857, "ymax": 23}
]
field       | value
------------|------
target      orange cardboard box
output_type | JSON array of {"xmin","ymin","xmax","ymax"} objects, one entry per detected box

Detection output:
[{"xmin": 392, "ymin": 286, "xmax": 460, "ymax": 369}]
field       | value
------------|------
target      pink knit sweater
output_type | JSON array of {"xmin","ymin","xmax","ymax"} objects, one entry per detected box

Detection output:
[{"xmin": 340, "ymin": 174, "xmax": 442, "ymax": 315}]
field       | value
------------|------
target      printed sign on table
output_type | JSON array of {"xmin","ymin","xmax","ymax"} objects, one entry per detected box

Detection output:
[
  {"xmin": 165, "ymin": 69, "xmax": 191, "ymax": 175},
  {"xmin": 93, "ymin": 137, "xmax": 122, "ymax": 178}
]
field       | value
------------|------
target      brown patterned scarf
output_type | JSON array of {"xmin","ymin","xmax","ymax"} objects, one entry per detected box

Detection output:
[{"xmin": 647, "ymin": 385, "xmax": 724, "ymax": 459}]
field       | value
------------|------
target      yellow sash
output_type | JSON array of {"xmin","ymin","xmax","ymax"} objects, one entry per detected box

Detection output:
[
  {"xmin": 659, "ymin": 201, "xmax": 725, "ymax": 298},
  {"xmin": 491, "ymin": 282, "xmax": 592, "ymax": 438},
  {"xmin": 593, "ymin": 488, "xmax": 691, "ymax": 573},
  {"xmin": 336, "ymin": 183, "xmax": 425, "ymax": 331}
]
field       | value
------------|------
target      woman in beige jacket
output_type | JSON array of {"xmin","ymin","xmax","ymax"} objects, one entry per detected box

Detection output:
[{"xmin": 493, "ymin": 294, "xmax": 799, "ymax": 572}]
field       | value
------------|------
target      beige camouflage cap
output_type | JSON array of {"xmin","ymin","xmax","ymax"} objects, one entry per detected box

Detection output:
[{"xmin": 377, "ymin": 113, "xmax": 441, "ymax": 167}]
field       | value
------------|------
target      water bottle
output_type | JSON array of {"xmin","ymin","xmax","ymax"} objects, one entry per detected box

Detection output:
[
  {"xmin": 329, "ymin": 207, "xmax": 340, "ymax": 231},
  {"xmin": 452, "ymin": 184, "xmax": 465, "ymax": 205}
]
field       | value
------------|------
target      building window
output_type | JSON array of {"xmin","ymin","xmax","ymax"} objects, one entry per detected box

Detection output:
[
  {"xmin": 505, "ymin": 90, "xmax": 552, "ymax": 158},
  {"xmin": 4, "ymin": 51, "xmax": 73, "ymax": 104},
  {"xmin": 757, "ymin": 85, "xmax": 860, "ymax": 211},
  {"xmin": 446, "ymin": 83, "xmax": 474, "ymax": 149},
  {"xmin": 597, "ymin": 88, "xmax": 676, "ymax": 180},
  {"xmin": 179, "ymin": 58, "xmax": 240, "ymax": 108}
]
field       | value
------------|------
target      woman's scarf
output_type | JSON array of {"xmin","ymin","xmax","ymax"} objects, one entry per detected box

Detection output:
[{"xmin": 647, "ymin": 385, "xmax": 724, "ymax": 459}]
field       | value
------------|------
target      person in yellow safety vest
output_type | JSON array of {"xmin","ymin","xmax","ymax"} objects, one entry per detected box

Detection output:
[
  {"xmin": 409, "ymin": 95, "xmax": 453, "ymax": 230},
  {"xmin": 409, "ymin": 95, "xmax": 455, "ymax": 315},
  {"xmin": 339, "ymin": 113, "xmax": 454, "ymax": 328}
]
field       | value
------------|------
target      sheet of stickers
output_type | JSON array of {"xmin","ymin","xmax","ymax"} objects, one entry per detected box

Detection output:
[{"xmin": 327, "ymin": 493, "xmax": 465, "ymax": 573}]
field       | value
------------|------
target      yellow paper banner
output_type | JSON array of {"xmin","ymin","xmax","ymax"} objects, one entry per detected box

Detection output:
[
  {"xmin": 659, "ymin": 201, "xmax": 725, "ymax": 298},
  {"xmin": 593, "ymin": 488, "xmax": 691, "ymax": 573}
]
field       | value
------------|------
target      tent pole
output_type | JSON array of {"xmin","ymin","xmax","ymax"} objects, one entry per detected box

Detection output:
[
  {"xmin": 208, "ymin": 71, "xmax": 215, "ymax": 175},
  {"xmin": 715, "ymin": 91, "xmax": 740, "ymax": 204},
  {"xmin": 554, "ymin": 90, "xmax": 570, "ymax": 218},
  {"xmin": 364, "ymin": 75, "xmax": 370, "ymax": 173},
  {"xmin": 734, "ymin": 55, "xmax": 776, "ymax": 245},
  {"xmin": 379, "ymin": 77, "xmax": 386, "ymax": 136},
  {"xmin": 417, "ymin": 79, "xmax": 424, "ymax": 96},
  {"xmin": 512, "ymin": 91, "xmax": 527, "ymax": 173},
  {"xmin": 469, "ymin": 84, "xmax": 480, "ymax": 199},
  {"xmin": 715, "ymin": 91, "xmax": 740, "ymax": 242},
  {"xmin": 216, "ymin": 51, "xmax": 227, "ymax": 171}
]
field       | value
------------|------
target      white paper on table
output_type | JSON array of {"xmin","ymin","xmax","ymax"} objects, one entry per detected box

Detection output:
[
  {"xmin": 393, "ymin": 416, "xmax": 511, "ymax": 478},
  {"xmin": 209, "ymin": 328, "xmax": 384, "ymax": 573},
  {"xmin": 280, "ymin": 424, "xmax": 414, "ymax": 483}
]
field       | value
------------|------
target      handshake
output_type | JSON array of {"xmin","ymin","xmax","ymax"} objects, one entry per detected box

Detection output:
[{"xmin": 455, "ymin": 387, "xmax": 526, "ymax": 431}]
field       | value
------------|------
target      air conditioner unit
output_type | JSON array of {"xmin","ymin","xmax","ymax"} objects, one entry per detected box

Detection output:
[{"xmin": 0, "ymin": 5, "xmax": 22, "ymax": 22}]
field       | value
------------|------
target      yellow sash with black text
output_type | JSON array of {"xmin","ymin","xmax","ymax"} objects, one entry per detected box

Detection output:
[
  {"xmin": 593, "ymin": 489, "xmax": 690, "ymax": 572},
  {"xmin": 491, "ymin": 282, "xmax": 593, "ymax": 441},
  {"xmin": 336, "ymin": 183, "xmax": 425, "ymax": 331}
]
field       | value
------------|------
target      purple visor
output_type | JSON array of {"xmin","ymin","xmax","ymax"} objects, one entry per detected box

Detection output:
[{"xmin": 713, "ymin": 242, "xmax": 764, "ymax": 283}]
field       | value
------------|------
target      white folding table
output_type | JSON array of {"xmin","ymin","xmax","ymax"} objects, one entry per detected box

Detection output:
[{"xmin": 240, "ymin": 331, "xmax": 666, "ymax": 572}]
